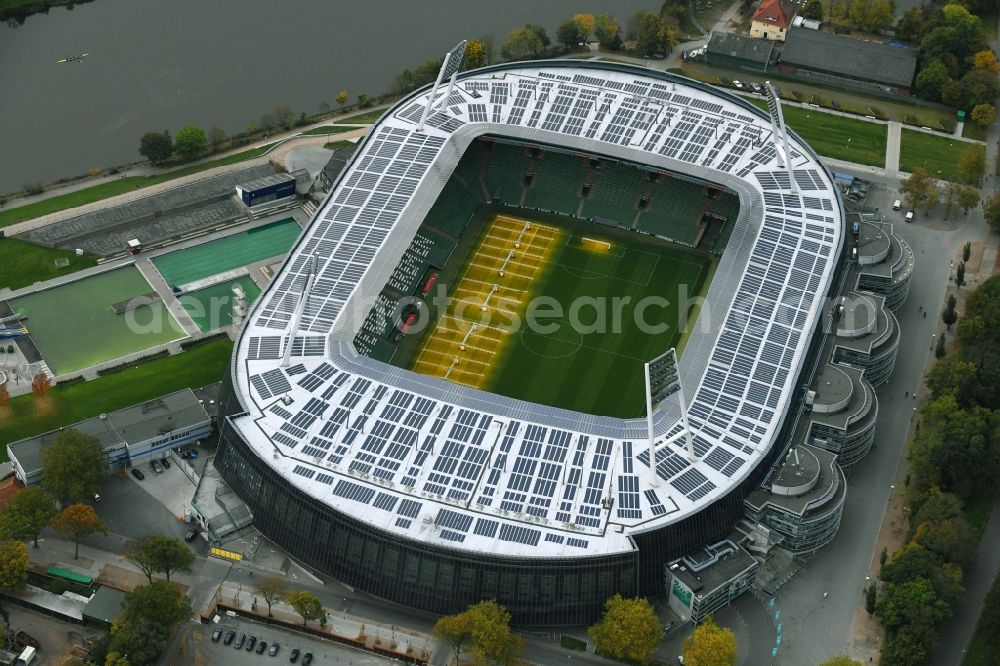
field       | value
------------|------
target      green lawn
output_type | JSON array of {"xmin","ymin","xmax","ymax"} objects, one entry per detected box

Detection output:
[
  {"xmin": 0, "ymin": 239, "xmax": 97, "ymax": 291},
  {"xmin": 301, "ymin": 125, "xmax": 364, "ymax": 135},
  {"xmin": 0, "ymin": 338, "xmax": 233, "ymax": 447},
  {"xmin": 963, "ymin": 570, "xmax": 1000, "ymax": 665},
  {"xmin": 962, "ymin": 122, "xmax": 988, "ymax": 141},
  {"xmin": 336, "ymin": 108, "xmax": 387, "ymax": 124},
  {"xmin": 323, "ymin": 140, "xmax": 356, "ymax": 151},
  {"xmin": 899, "ymin": 130, "xmax": 982, "ymax": 182},
  {"xmin": 0, "ymin": 143, "xmax": 277, "ymax": 229},
  {"xmin": 780, "ymin": 104, "xmax": 888, "ymax": 167}
]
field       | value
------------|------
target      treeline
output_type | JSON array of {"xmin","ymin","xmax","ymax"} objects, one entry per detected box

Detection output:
[
  {"xmin": 873, "ymin": 274, "xmax": 1000, "ymax": 665},
  {"xmin": 0, "ymin": 0, "xmax": 95, "ymax": 26}
]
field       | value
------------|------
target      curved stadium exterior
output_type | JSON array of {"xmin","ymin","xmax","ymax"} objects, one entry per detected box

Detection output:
[{"xmin": 216, "ymin": 60, "xmax": 845, "ymax": 626}]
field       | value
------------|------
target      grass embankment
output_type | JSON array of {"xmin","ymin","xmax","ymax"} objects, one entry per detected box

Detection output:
[
  {"xmin": 336, "ymin": 109, "xmax": 387, "ymax": 124},
  {"xmin": 744, "ymin": 97, "xmax": 888, "ymax": 167},
  {"xmin": 323, "ymin": 141, "xmax": 356, "ymax": 151},
  {"xmin": 301, "ymin": 125, "xmax": 363, "ymax": 136},
  {"xmin": 0, "ymin": 239, "xmax": 97, "ymax": 291},
  {"xmin": 899, "ymin": 130, "xmax": 982, "ymax": 182},
  {"xmin": 0, "ymin": 338, "xmax": 233, "ymax": 448},
  {"xmin": 0, "ymin": 143, "xmax": 277, "ymax": 229}
]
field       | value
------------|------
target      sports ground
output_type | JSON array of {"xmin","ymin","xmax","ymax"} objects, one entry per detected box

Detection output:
[{"xmin": 409, "ymin": 214, "xmax": 712, "ymax": 419}]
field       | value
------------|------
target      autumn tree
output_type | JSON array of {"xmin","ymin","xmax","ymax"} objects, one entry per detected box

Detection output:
[
  {"xmin": 957, "ymin": 145, "xmax": 986, "ymax": 185},
  {"xmin": 588, "ymin": 594, "xmax": 663, "ymax": 665},
  {"xmin": 0, "ymin": 384, "xmax": 8, "ymax": 408},
  {"xmin": 593, "ymin": 14, "xmax": 623, "ymax": 50},
  {"xmin": 52, "ymin": 503, "xmax": 106, "ymax": 559},
  {"xmin": 959, "ymin": 186, "xmax": 980, "ymax": 214},
  {"xmin": 126, "ymin": 535, "xmax": 195, "ymax": 583},
  {"xmin": 0, "ymin": 540, "xmax": 29, "ymax": 590},
  {"xmin": 682, "ymin": 616, "xmax": 737, "ymax": 666},
  {"xmin": 0, "ymin": 486, "xmax": 57, "ymax": 548},
  {"xmin": 628, "ymin": 11, "xmax": 677, "ymax": 57},
  {"xmin": 572, "ymin": 13, "xmax": 596, "ymax": 40},
  {"xmin": 464, "ymin": 40, "xmax": 488, "ymax": 68},
  {"xmin": 286, "ymin": 590, "xmax": 324, "ymax": 626},
  {"xmin": 985, "ymin": 192, "xmax": 1000, "ymax": 233},
  {"xmin": 801, "ymin": 0, "xmax": 823, "ymax": 20},
  {"xmin": 173, "ymin": 126, "xmax": 208, "ymax": 160},
  {"xmin": 501, "ymin": 26, "xmax": 546, "ymax": 60},
  {"xmin": 253, "ymin": 576, "xmax": 287, "ymax": 617},
  {"xmin": 433, "ymin": 610, "xmax": 472, "ymax": 663},
  {"xmin": 335, "ymin": 90, "xmax": 349, "ymax": 112},
  {"xmin": 110, "ymin": 580, "xmax": 191, "ymax": 666},
  {"xmin": 465, "ymin": 600, "xmax": 523, "ymax": 666},
  {"xmin": 973, "ymin": 49, "xmax": 999, "ymax": 73},
  {"xmin": 31, "ymin": 373, "xmax": 50, "ymax": 397},
  {"xmin": 971, "ymin": 103, "xmax": 996, "ymax": 128},
  {"xmin": 138, "ymin": 130, "xmax": 172, "ymax": 165},
  {"xmin": 104, "ymin": 651, "xmax": 130, "ymax": 666},
  {"xmin": 899, "ymin": 167, "xmax": 937, "ymax": 210},
  {"xmin": 41, "ymin": 428, "xmax": 106, "ymax": 503}
]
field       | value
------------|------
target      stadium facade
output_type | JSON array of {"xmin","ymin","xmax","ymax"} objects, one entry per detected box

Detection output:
[{"xmin": 212, "ymin": 58, "xmax": 887, "ymax": 625}]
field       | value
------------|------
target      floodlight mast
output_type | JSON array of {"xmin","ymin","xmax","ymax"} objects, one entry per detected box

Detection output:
[
  {"xmin": 280, "ymin": 253, "xmax": 318, "ymax": 368},
  {"xmin": 417, "ymin": 40, "xmax": 468, "ymax": 132},
  {"xmin": 644, "ymin": 361, "xmax": 659, "ymax": 488},
  {"xmin": 645, "ymin": 348, "xmax": 696, "ymax": 488},
  {"xmin": 764, "ymin": 81, "xmax": 799, "ymax": 193}
]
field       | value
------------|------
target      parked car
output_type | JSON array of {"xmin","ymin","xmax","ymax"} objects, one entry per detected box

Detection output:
[
  {"xmin": 749, "ymin": 82, "xmax": 762, "ymax": 93},
  {"xmin": 269, "ymin": 643, "xmax": 280, "ymax": 657},
  {"xmin": 245, "ymin": 636, "xmax": 257, "ymax": 651},
  {"xmin": 289, "ymin": 648, "xmax": 300, "ymax": 663},
  {"xmin": 212, "ymin": 628, "xmax": 223, "ymax": 642},
  {"xmin": 892, "ymin": 199, "xmax": 902, "ymax": 210},
  {"xmin": 905, "ymin": 211, "xmax": 914, "ymax": 223},
  {"xmin": 234, "ymin": 634, "xmax": 246, "ymax": 649},
  {"xmin": 732, "ymin": 80, "xmax": 744, "ymax": 89},
  {"xmin": 224, "ymin": 630, "xmax": 236, "ymax": 645},
  {"xmin": 301, "ymin": 654, "xmax": 313, "ymax": 666},
  {"xmin": 256, "ymin": 641, "xmax": 268, "ymax": 655},
  {"xmin": 130, "ymin": 468, "xmax": 145, "ymax": 481},
  {"xmin": 161, "ymin": 458, "xmax": 171, "ymax": 469},
  {"xmin": 150, "ymin": 460, "xmax": 163, "ymax": 474}
]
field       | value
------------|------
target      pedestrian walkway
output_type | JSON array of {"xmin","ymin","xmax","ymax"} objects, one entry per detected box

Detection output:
[
  {"xmin": 135, "ymin": 257, "xmax": 201, "ymax": 337},
  {"xmin": 886, "ymin": 122, "xmax": 901, "ymax": 175}
]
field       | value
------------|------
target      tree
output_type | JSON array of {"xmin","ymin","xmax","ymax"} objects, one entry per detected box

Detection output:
[
  {"xmin": 51, "ymin": 503, "xmax": 106, "ymax": 559},
  {"xmin": 356, "ymin": 92, "xmax": 368, "ymax": 108},
  {"xmin": 465, "ymin": 40, "xmax": 488, "ymax": 68},
  {"xmin": 914, "ymin": 518, "xmax": 977, "ymax": 569},
  {"xmin": 465, "ymin": 600, "xmax": 522, "ymax": 666},
  {"xmin": 935, "ymin": 333, "xmax": 947, "ymax": 358},
  {"xmin": 956, "ymin": 144, "xmax": 986, "ymax": 185},
  {"xmin": 860, "ymin": 0, "xmax": 893, "ymax": 32},
  {"xmin": 138, "ymin": 131, "xmax": 172, "ymax": 165},
  {"xmin": 900, "ymin": 167, "xmax": 936, "ymax": 210},
  {"xmin": 104, "ymin": 652, "xmax": 130, "ymax": 666},
  {"xmin": 557, "ymin": 19, "xmax": 586, "ymax": 48},
  {"xmin": 41, "ymin": 429, "xmax": 106, "ymax": 504},
  {"xmin": 0, "ymin": 540, "xmax": 29, "ymax": 590},
  {"xmin": 971, "ymin": 103, "xmax": 996, "ymax": 128},
  {"xmin": 572, "ymin": 13, "xmax": 596, "ymax": 40},
  {"xmin": 865, "ymin": 582, "xmax": 877, "ymax": 615},
  {"xmin": 0, "ymin": 486, "xmax": 56, "ymax": 548},
  {"xmin": 973, "ymin": 49, "xmax": 999, "ymax": 72},
  {"xmin": 984, "ymin": 192, "xmax": 1000, "ymax": 233},
  {"xmin": 285, "ymin": 590, "xmax": 324, "ymax": 626},
  {"xmin": 942, "ymin": 294, "xmax": 958, "ymax": 329},
  {"xmin": 915, "ymin": 60, "xmax": 950, "ymax": 101},
  {"xmin": 959, "ymin": 186, "xmax": 980, "ymax": 214},
  {"xmin": 819, "ymin": 656, "xmax": 864, "ymax": 666},
  {"xmin": 588, "ymin": 594, "xmax": 663, "ymax": 665},
  {"xmin": 956, "ymin": 261, "xmax": 966, "ymax": 288},
  {"xmin": 253, "ymin": 576, "xmax": 287, "ymax": 617},
  {"xmin": 245, "ymin": 121, "xmax": 258, "ymax": 136},
  {"xmin": 943, "ymin": 180, "xmax": 963, "ymax": 219},
  {"xmin": 682, "ymin": 616, "xmax": 737, "ymax": 666},
  {"xmin": 173, "ymin": 126, "xmax": 208, "ymax": 161},
  {"xmin": 962, "ymin": 69, "xmax": 1000, "ymax": 108},
  {"xmin": 207, "ymin": 126, "xmax": 226, "ymax": 152},
  {"xmin": 896, "ymin": 7, "xmax": 924, "ymax": 43},
  {"xmin": 980, "ymin": 573, "xmax": 1000, "ymax": 657},
  {"xmin": 524, "ymin": 25, "xmax": 550, "ymax": 48},
  {"xmin": 31, "ymin": 373, "xmax": 50, "ymax": 397},
  {"xmin": 963, "ymin": 242, "xmax": 972, "ymax": 262},
  {"xmin": 335, "ymin": 90, "xmax": 349, "ymax": 112},
  {"xmin": 801, "ymin": 0, "xmax": 823, "ymax": 20},
  {"xmin": 875, "ymin": 577, "xmax": 951, "ymax": 632},
  {"xmin": 433, "ymin": 611, "xmax": 472, "ymax": 663},
  {"xmin": 261, "ymin": 112, "xmax": 278, "ymax": 134},
  {"xmin": 110, "ymin": 581, "xmax": 191, "ymax": 666},
  {"xmin": 629, "ymin": 11, "xmax": 676, "ymax": 57},
  {"xmin": 500, "ymin": 26, "xmax": 545, "ymax": 60},
  {"xmin": 593, "ymin": 14, "xmax": 623, "ymax": 50},
  {"xmin": 0, "ymin": 384, "xmax": 8, "ymax": 408},
  {"xmin": 273, "ymin": 105, "xmax": 295, "ymax": 130},
  {"xmin": 126, "ymin": 535, "xmax": 195, "ymax": 583}
]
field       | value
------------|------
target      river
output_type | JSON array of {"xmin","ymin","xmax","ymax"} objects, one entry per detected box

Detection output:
[{"xmin": 0, "ymin": 0, "xmax": 658, "ymax": 195}]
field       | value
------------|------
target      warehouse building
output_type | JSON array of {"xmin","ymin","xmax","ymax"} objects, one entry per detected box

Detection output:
[{"xmin": 706, "ymin": 31, "xmax": 776, "ymax": 72}]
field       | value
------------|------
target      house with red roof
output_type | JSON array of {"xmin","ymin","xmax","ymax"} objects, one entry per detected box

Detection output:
[{"xmin": 750, "ymin": 0, "xmax": 797, "ymax": 41}]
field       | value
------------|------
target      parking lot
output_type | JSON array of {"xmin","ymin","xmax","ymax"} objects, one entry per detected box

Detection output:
[{"xmin": 170, "ymin": 618, "xmax": 403, "ymax": 665}]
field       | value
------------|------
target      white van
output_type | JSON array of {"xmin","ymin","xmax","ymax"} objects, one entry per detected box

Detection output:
[
  {"xmin": 17, "ymin": 646, "xmax": 37, "ymax": 666},
  {"xmin": 905, "ymin": 211, "xmax": 914, "ymax": 223},
  {"xmin": 892, "ymin": 199, "xmax": 901, "ymax": 210}
]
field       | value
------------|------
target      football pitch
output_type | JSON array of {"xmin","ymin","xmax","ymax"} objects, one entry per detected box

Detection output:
[{"xmin": 410, "ymin": 214, "xmax": 712, "ymax": 418}]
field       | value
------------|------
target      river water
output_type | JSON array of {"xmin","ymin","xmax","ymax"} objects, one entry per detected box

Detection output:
[{"xmin": 0, "ymin": 0, "xmax": 656, "ymax": 194}]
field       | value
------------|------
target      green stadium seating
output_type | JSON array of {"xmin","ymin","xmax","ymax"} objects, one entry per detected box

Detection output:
[
  {"xmin": 523, "ymin": 152, "xmax": 584, "ymax": 215},
  {"xmin": 636, "ymin": 177, "xmax": 708, "ymax": 245},
  {"xmin": 484, "ymin": 143, "xmax": 531, "ymax": 204},
  {"xmin": 581, "ymin": 162, "xmax": 647, "ymax": 224},
  {"xmin": 422, "ymin": 179, "xmax": 482, "ymax": 239}
]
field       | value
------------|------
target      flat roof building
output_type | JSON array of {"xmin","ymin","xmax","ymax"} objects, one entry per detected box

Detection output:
[
  {"xmin": 706, "ymin": 31, "xmax": 775, "ymax": 72},
  {"xmin": 8, "ymin": 389, "xmax": 211, "ymax": 486}
]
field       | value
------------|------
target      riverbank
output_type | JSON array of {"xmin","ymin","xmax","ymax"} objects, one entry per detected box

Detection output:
[{"xmin": 0, "ymin": 0, "xmax": 94, "ymax": 23}]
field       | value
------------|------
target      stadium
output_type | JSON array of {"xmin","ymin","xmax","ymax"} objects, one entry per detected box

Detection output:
[{"xmin": 215, "ymin": 52, "xmax": 847, "ymax": 626}]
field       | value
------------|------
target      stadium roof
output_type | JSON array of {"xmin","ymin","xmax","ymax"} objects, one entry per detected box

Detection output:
[
  {"xmin": 780, "ymin": 28, "xmax": 918, "ymax": 88},
  {"xmin": 229, "ymin": 60, "xmax": 843, "ymax": 558}
]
